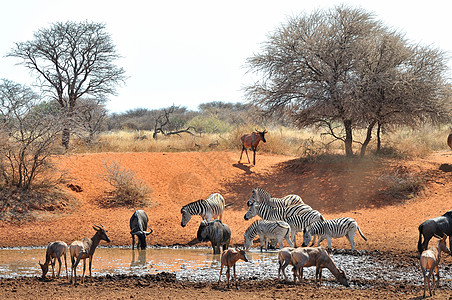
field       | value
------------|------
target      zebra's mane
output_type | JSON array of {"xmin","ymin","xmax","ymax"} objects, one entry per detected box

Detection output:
[{"xmin": 181, "ymin": 199, "xmax": 206, "ymax": 214}]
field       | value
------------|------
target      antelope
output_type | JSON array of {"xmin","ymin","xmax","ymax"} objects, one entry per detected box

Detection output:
[
  {"xmin": 291, "ymin": 246, "xmax": 349, "ymax": 287},
  {"xmin": 218, "ymin": 248, "xmax": 248, "ymax": 289},
  {"xmin": 69, "ymin": 224, "xmax": 111, "ymax": 284},
  {"xmin": 39, "ymin": 241, "xmax": 68, "ymax": 279},
  {"xmin": 239, "ymin": 129, "xmax": 267, "ymax": 165},
  {"xmin": 278, "ymin": 247, "xmax": 295, "ymax": 281},
  {"xmin": 420, "ymin": 235, "xmax": 451, "ymax": 298}
]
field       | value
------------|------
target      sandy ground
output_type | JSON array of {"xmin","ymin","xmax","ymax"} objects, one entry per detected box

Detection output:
[{"xmin": 1, "ymin": 150, "xmax": 452, "ymax": 299}]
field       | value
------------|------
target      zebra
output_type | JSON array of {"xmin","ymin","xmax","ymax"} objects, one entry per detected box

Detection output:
[
  {"xmin": 285, "ymin": 209, "xmax": 325, "ymax": 247},
  {"xmin": 246, "ymin": 187, "xmax": 304, "ymax": 207},
  {"xmin": 244, "ymin": 201, "xmax": 312, "ymax": 221},
  {"xmin": 243, "ymin": 219, "xmax": 293, "ymax": 251},
  {"xmin": 180, "ymin": 193, "xmax": 225, "ymax": 227},
  {"xmin": 302, "ymin": 217, "xmax": 367, "ymax": 251}
]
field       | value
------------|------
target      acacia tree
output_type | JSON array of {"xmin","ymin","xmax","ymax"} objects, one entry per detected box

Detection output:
[
  {"xmin": 246, "ymin": 5, "xmax": 451, "ymax": 156},
  {"xmin": 8, "ymin": 21, "xmax": 126, "ymax": 149}
]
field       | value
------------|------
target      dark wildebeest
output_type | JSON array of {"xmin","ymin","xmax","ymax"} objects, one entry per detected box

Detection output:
[
  {"xmin": 418, "ymin": 210, "xmax": 452, "ymax": 254},
  {"xmin": 130, "ymin": 210, "xmax": 153, "ymax": 250},
  {"xmin": 197, "ymin": 220, "xmax": 231, "ymax": 254},
  {"xmin": 239, "ymin": 129, "xmax": 267, "ymax": 165}
]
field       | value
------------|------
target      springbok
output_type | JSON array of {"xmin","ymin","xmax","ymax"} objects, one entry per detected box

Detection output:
[
  {"xmin": 39, "ymin": 241, "xmax": 68, "ymax": 279},
  {"xmin": 239, "ymin": 129, "xmax": 267, "ymax": 165},
  {"xmin": 218, "ymin": 248, "xmax": 248, "ymax": 289},
  {"xmin": 420, "ymin": 235, "xmax": 451, "ymax": 298},
  {"xmin": 69, "ymin": 224, "xmax": 111, "ymax": 284}
]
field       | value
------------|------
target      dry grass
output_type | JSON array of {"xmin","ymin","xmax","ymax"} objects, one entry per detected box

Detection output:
[{"xmin": 72, "ymin": 124, "xmax": 452, "ymax": 158}]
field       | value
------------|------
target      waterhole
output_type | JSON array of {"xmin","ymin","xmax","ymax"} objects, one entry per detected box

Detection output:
[{"xmin": 1, "ymin": 247, "xmax": 451, "ymax": 288}]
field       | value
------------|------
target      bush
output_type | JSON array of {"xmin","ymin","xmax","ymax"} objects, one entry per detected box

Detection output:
[
  {"xmin": 100, "ymin": 160, "xmax": 151, "ymax": 207},
  {"xmin": 187, "ymin": 115, "xmax": 232, "ymax": 134},
  {"xmin": 379, "ymin": 166, "xmax": 425, "ymax": 199}
]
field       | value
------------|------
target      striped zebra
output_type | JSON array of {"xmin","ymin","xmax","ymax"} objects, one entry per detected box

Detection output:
[
  {"xmin": 243, "ymin": 220, "xmax": 293, "ymax": 251},
  {"xmin": 302, "ymin": 217, "xmax": 367, "ymax": 251},
  {"xmin": 246, "ymin": 187, "xmax": 304, "ymax": 207},
  {"xmin": 285, "ymin": 209, "xmax": 325, "ymax": 247},
  {"xmin": 244, "ymin": 201, "xmax": 312, "ymax": 221},
  {"xmin": 180, "ymin": 193, "xmax": 225, "ymax": 227}
]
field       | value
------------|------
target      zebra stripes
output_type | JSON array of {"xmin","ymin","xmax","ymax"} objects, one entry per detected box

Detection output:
[
  {"xmin": 246, "ymin": 187, "xmax": 304, "ymax": 208},
  {"xmin": 285, "ymin": 210, "xmax": 324, "ymax": 247},
  {"xmin": 180, "ymin": 193, "xmax": 225, "ymax": 227},
  {"xmin": 302, "ymin": 217, "xmax": 367, "ymax": 250},
  {"xmin": 243, "ymin": 220, "xmax": 293, "ymax": 251},
  {"xmin": 244, "ymin": 201, "xmax": 312, "ymax": 221}
]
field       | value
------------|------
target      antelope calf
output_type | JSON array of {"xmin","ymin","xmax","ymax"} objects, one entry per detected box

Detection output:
[
  {"xmin": 69, "ymin": 224, "xmax": 111, "ymax": 284},
  {"xmin": 239, "ymin": 129, "xmax": 267, "ymax": 165},
  {"xmin": 218, "ymin": 248, "xmax": 248, "ymax": 289},
  {"xmin": 39, "ymin": 241, "xmax": 68, "ymax": 279},
  {"xmin": 420, "ymin": 235, "xmax": 451, "ymax": 298}
]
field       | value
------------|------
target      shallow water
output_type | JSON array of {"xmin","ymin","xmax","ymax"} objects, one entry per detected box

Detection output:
[{"xmin": 0, "ymin": 247, "xmax": 451, "ymax": 288}]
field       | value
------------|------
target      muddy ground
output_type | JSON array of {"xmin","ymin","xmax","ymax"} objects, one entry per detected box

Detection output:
[{"xmin": 1, "ymin": 150, "xmax": 452, "ymax": 299}]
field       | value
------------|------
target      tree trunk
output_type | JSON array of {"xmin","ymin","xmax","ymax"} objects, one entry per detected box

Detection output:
[
  {"xmin": 360, "ymin": 120, "xmax": 377, "ymax": 157},
  {"xmin": 344, "ymin": 120, "xmax": 353, "ymax": 157},
  {"xmin": 376, "ymin": 122, "xmax": 382, "ymax": 152},
  {"xmin": 62, "ymin": 127, "xmax": 70, "ymax": 150}
]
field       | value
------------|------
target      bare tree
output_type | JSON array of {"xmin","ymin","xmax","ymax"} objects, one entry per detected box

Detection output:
[
  {"xmin": 152, "ymin": 105, "xmax": 196, "ymax": 139},
  {"xmin": 246, "ymin": 5, "xmax": 451, "ymax": 156},
  {"xmin": 8, "ymin": 21, "xmax": 126, "ymax": 149},
  {"xmin": 72, "ymin": 98, "xmax": 108, "ymax": 144},
  {"xmin": 0, "ymin": 79, "xmax": 63, "ymax": 190}
]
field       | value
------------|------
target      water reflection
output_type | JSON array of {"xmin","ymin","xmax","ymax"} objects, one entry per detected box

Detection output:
[{"xmin": 130, "ymin": 249, "xmax": 147, "ymax": 269}]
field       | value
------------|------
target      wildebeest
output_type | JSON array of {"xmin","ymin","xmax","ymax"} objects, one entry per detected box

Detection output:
[
  {"xmin": 448, "ymin": 127, "xmax": 452, "ymax": 150},
  {"xmin": 418, "ymin": 210, "xmax": 452, "ymax": 254},
  {"xmin": 197, "ymin": 220, "xmax": 231, "ymax": 254},
  {"xmin": 238, "ymin": 129, "xmax": 267, "ymax": 165},
  {"xmin": 130, "ymin": 210, "xmax": 153, "ymax": 250}
]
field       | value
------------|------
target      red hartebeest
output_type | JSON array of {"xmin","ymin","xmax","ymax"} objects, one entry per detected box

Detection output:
[{"xmin": 239, "ymin": 129, "xmax": 267, "ymax": 165}]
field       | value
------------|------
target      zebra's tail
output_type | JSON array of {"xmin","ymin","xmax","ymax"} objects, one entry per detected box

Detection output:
[
  {"xmin": 418, "ymin": 224, "xmax": 424, "ymax": 254},
  {"xmin": 357, "ymin": 225, "xmax": 367, "ymax": 241}
]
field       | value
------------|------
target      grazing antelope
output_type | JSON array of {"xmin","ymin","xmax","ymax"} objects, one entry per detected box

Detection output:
[
  {"xmin": 218, "ymin": 248, "xmax": 248, "ymax": 289},
  {"xmin": 239, "ymin": 129, "xmax": 267, "ymax": 165},
  {"xmin": 420, "ymin": 235, "xmax": 451, "ymax": 298},
  {"xmin": 39, "ymin": 241, "xmax": 68, "ymax": 279},
  {"xmin": 69, "ymin": 224, "xmax": 111, "ymax": 284},
  {"xmin": 291, "ymin": 246, "xmax": 349, "ymax": 287}
]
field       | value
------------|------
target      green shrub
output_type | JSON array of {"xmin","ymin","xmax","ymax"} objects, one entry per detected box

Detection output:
[{"xmin": 187, "ymin": 115, "xmax": 232, "ymax": 134}]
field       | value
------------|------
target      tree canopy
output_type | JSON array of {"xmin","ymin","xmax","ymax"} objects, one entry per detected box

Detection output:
[
  {"xmin": 246, "ymin": 5, "xmax": 451, "ymax": 156},
  {"xmin": 8, "ymin": 20, "xmax": 126, "ymax": 149}
]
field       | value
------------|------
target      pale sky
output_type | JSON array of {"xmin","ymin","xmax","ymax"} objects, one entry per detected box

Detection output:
[{"xmin": 1, "ymin": 1, "xmax": 451, "ymax": 113}]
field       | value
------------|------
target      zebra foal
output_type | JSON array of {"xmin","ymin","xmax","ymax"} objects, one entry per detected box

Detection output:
[
  {"xmin": 243, "ymin": 220, "xmax": 293, "ymax": 251},
  {"xmin": 246, "ymin": 187, "xmax": 304, "ymax": 207},
  {"xmin": 302, "ymin": 217, "xmax": 367, "ymax": 251},
  {"xmin": 180, "ymin": 193, "xmax": 225, "ymax": 227}
]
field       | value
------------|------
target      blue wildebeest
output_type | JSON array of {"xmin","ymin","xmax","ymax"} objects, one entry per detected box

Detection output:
[
  {"xmin": 197, "ymin": 220, "xmax": 231, "ymax": 254},
  {"xmin": 130, "ymin": 210, "xmax": 153, "ymax": 250},
  {"xmin": 418, "ymin": 210, "xmax": 452, "ymax": 254}
]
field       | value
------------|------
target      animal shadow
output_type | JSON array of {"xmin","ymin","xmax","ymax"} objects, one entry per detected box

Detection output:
[{"xmin": 232, "ymin": 163, "xmax": 253, "ymax": 174}]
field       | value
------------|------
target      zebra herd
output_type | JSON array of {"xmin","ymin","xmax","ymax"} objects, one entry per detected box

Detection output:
[{"xmin": 180, "ymin": 188, "xmax": 367, "ymax": 251}]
